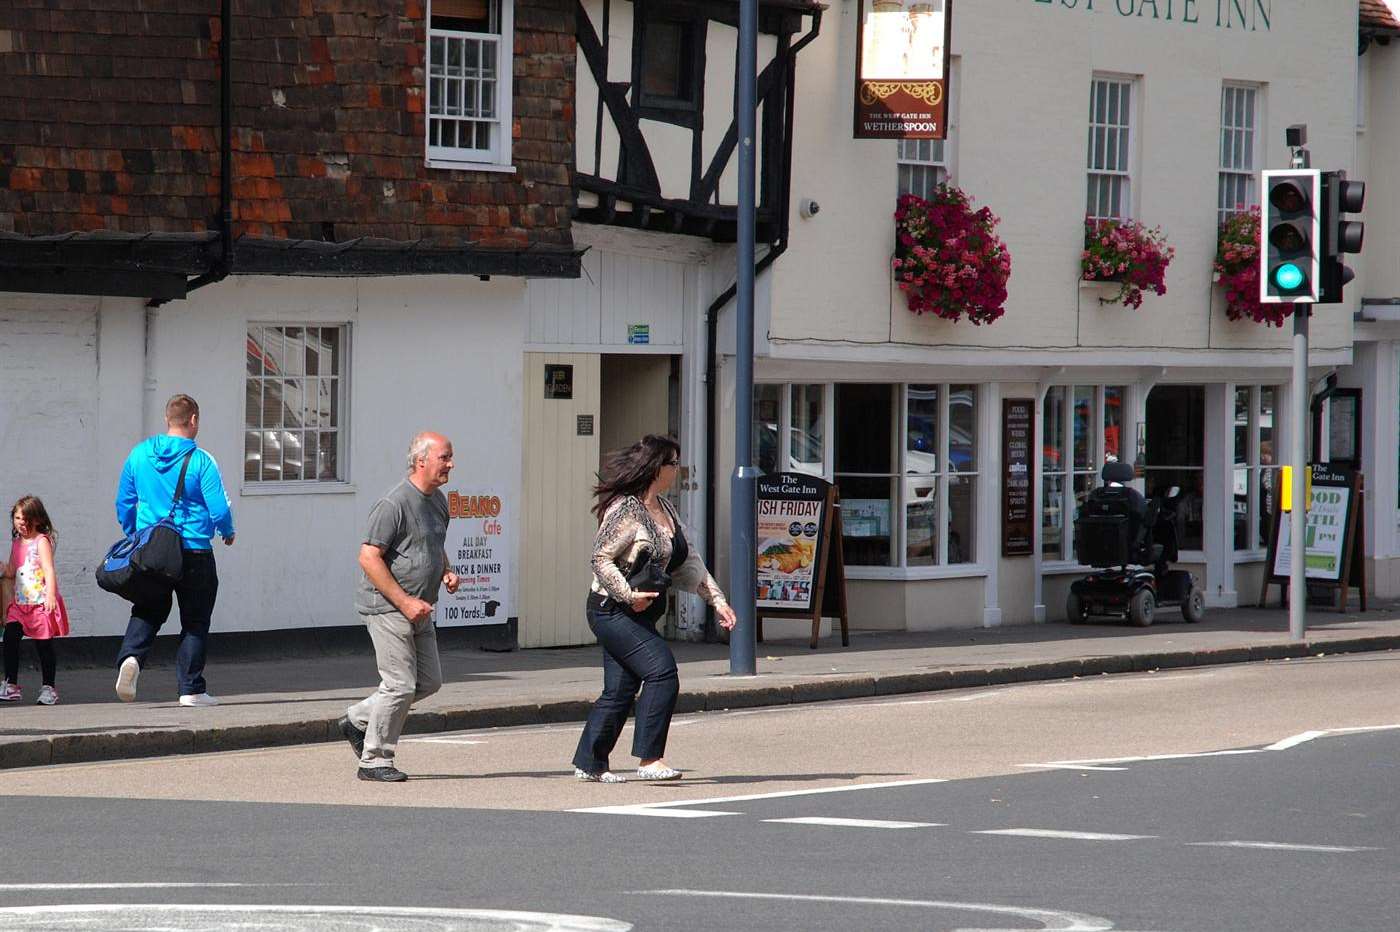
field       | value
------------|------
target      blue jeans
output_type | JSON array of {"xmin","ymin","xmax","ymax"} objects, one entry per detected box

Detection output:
[
  {"xmin": 572, "ymin": 598, "xmax": 679, "ymax": 773},
  {"xmin": 117, "ymin": 550, "xmax": 218, "ymax": 696}
]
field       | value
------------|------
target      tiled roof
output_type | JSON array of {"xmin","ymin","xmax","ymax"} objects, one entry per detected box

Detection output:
[
  {"xmin": 1361, "ymin": 0, "xmax": 1400, "ymax": 32},
  {"xmin": 0, "ymin": 0, "xmax": 575, "ymax": 250}
]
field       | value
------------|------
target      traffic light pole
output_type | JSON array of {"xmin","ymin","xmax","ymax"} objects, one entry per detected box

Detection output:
[{"xmin": 1289, "ymin": 305, "xmax": 1309, "ymax": 641}]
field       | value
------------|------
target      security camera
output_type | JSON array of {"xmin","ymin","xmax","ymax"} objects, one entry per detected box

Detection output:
[{"xmin": 799, "ymin": 198, "xmax": 821, "ymax": 219}]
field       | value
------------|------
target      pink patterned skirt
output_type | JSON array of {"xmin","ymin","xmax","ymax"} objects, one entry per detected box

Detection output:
[{"xmin": 6, "ymin": 596, "xmax": 70, "ymax": 639}]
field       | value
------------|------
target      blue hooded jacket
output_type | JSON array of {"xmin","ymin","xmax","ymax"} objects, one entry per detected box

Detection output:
[{"xmin": 115, "ymin": 435, "xmax": 235, "ymax": 550}]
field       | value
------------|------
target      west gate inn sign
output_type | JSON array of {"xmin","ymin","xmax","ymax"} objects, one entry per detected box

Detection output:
[{"xmin": 1029, "ymin": 0, "xmax": 1272, "ymax": 30}]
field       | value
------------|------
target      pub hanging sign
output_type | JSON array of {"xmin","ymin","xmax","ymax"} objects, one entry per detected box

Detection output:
[{"xmin": 854, "ymin": 0, "xmax": 952, "ymax": 139}]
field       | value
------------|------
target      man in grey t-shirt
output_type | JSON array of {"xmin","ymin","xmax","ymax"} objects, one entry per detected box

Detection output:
[{"xmin": 339, "ymin": 431, "xmax": 460, "ymax": 782}]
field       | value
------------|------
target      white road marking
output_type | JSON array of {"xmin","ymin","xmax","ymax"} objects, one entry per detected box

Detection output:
[
  {"xmin": 569, "ymin": 777, "xmax": 947, "ymax": 817},
  {"xmin": 571, "ymin": 807, "xmax": 743, "ymax": 819},
  {"xmin": 0, "ymin": 904, "xmax": 632, "ymax": 932},
  {"xmin": 973, "ymin": 829, "xmax": 1156, "ymax": 842},
  {"xmin": 1266, "ymin": 723, "xmax": 1400, "ymax": 750},
  {"xmin": 628, "ymin": 889, "xmax": 1121, "ymax": 932},
  {"xmin": 1263, "ymin": 730, "xmax": 1330, "ymax": 751},
  {"xmin": 404, "ymin": 736, "xmax": 485, "ymax": 745},
  {"xmin": 0, "ymin": 883, "xmax": 295, "ymax": 891},
  {"xmin": 1023, "ymin": 723, "xmax": 1400, "ymax": 772},
  {"xmin": 762, "ymin": 817, "xmax": 943, "ymax": 829},
  {"xmin": 1189, "ymin": 840, "xmax": 1380, "ymax": 854}
]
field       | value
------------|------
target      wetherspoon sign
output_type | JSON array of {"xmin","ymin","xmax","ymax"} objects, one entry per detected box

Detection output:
[{"xmin": 854, "ymin": 0, "xmax": 952, "ymax": 139}]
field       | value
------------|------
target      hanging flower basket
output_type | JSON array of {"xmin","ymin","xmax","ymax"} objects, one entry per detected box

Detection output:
[
  {"xmin": 1081, "ymin": 216, "xmax": 1174, "ymax": 309},
  {"xmin": 893, "ymin": 187, "xmax": 1011, "ymax": 325},
  {"xmin": 1215, "ymin": 207, "xmax": 1291, "ymax": 327}
]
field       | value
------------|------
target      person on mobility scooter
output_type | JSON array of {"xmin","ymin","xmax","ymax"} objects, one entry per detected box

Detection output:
[{"xmin": 1067, "ymin": 460, "xmax": 1205, "ymax": 627}]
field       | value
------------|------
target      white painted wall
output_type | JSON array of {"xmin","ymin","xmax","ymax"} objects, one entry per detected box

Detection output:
[
  {"xmin": 575, "ymin": 0, "xmax": 780, "ymax": 205},
  {"xmin": 771, "ymin": 0, "xmax": 1359, "ymax": 356},
  {"xmin": 2, "ymin": 277, "xmax": 528, "ymax": 639}
]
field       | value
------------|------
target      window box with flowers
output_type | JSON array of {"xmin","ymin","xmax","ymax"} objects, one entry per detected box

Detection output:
[
  {"xmin": 893, "ymin": 187, "xmax": 1011, "ymax": 326},
  {"xmin": 1081, "ymin": 216, "xmax": 1174, "ymax": 309},
  {"xmin": 1215, "ymin": 207, "xmax": 1291, "ymax": 327}
]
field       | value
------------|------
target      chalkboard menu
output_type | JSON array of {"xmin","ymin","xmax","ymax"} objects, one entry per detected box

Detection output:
[{"xmin": 1002, "ymin": 398, "xmax": 1035, "ymax": 557}]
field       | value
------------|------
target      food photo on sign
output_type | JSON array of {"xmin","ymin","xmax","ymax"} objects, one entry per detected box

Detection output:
[{"xmin": 755, "ymin": 474, "xmax": 827, "ymax": 611}]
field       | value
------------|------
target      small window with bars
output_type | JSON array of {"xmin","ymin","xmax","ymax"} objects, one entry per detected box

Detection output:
[
  {"xmin": 1086, "ymin": 76, "xmax": 1134, "ymax": 221},
  {"xmin": 1219, "ymin": 83, "xmax": 1259, "ymax": 224},
  {"xmin": 426, "ymin": 0, "xmax": 513, "ymax": 167},
  {"xmin": 245, "ymin": 325, "xmax": 348, "ymax": 484},
  {"xmin": 897, "ymin": 138, "xmax": 948, "ymax": 200}
]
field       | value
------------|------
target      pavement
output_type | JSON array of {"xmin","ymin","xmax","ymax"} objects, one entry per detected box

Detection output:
[{"xmin": 2, "ymin": 599, "xmax": 1399, "ymax": 771}]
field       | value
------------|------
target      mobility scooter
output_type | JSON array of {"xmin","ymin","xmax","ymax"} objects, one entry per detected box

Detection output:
[{"xmin": 1067, "ymin": 460, "xmax": 1205, "ymax": 627}]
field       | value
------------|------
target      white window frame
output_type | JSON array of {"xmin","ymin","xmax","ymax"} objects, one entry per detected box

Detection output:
[
  {"xmin": 242, "ymin": 323, "xmax": 353, "ymax": 493},
  {"xmin": 754, "ymin": 381, "xmax": 984, "ymax": 576},
  {"xmin": 1042, "ymin": 384, "xmax": 1126, "ymax": 567},
  {"xmin": 1086, "ymin": 74, "xmax": 1136, "ymax": 221},
  {"xmin": 1219, "ymin": 82, "xmax": 1261, "ymax": 225},
  {"xmin": 425, "ymin": 0, "xmax": 515, "ymax": 172},
  {"xmin": 1232, "ymin": 384, "xmax": 1278, "ymax": 559},
  {"xmin": 896, "ymin": 59, "xmax": 958, "ymax": 198},
  {"xmin": 896, "ymin": 137, "xmax": 949, "ymax": 200},
  {"xmin": 901, "ymin": 384, "xmax": 979, "ymax": 569},
  {"xmin": 753, "ymin": 383, "xmax": 833, "ymax": 480}
]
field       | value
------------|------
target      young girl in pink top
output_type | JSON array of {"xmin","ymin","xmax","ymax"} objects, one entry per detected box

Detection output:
[{"xmin": 1, "ymin": 496, "xmax": 68, "ymax": 705}]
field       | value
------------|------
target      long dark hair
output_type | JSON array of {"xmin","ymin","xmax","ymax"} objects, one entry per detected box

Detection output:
[
  {"xmin": 11, "ymin": 495, "xmax": 55, "ymax": 542},
  {"xmin": 592, "ymin": 434, "xmax": 679, "ymax": 521}
]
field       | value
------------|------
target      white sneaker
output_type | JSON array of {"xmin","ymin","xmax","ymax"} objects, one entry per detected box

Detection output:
[
  {"xmin": 178, "ymin": 692, "xmax": 219, "ymax": 707},
  {"xmin": 37, "ymin": 685, "xmax": 58, "ymax": 706},
  {"xmin": 115, "ymin": 657, "xmax": 140, "ymax": 702}
]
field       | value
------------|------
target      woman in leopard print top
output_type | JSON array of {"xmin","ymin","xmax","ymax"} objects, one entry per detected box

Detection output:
[{"xmin": 572, "ymin": 434, "xmax": 736, "ymax": 784}]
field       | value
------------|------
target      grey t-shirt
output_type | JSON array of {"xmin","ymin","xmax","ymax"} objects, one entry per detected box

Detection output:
[{"xmin": 355, "ymin": 479, "xmax": 450, "ymax": 615}]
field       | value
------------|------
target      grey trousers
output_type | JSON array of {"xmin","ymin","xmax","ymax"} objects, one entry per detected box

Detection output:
[{"xmin": 346, "ymin": 610, "xmax": 443, "ymax": 769}]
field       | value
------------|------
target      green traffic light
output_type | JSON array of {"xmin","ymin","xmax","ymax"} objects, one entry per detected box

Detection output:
[{"xmin": 1274, "ymin": 263, "xmax": 1305, "ymax": 291}]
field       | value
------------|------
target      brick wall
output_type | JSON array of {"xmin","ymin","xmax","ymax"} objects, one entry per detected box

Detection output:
[{"xmin": 0, "ymin": 0, "xmax": 574, "ymax": 248}]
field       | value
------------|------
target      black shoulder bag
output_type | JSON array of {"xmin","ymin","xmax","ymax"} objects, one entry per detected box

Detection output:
[{"xmin": 96, "ymin": 451, "xmax": 195, "ymax": 602}]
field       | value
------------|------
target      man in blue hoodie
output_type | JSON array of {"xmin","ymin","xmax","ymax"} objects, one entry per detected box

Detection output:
[{"xmin": 113, "ymin": 394, "xmax": 235, "ymax": 706}]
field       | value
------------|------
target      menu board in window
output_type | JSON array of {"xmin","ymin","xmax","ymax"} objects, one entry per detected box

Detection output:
[{"xmin": 1002, "ymin": 398, "xmax": 1034, "ymax": 556}]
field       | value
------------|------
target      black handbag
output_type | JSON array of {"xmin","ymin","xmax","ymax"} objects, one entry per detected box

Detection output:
[
  {"xmin": 96, "ymin": 451, "xmax": 194, "ymax": 602},
  {"xmin": 625, "ymin": 546, "xmax": 672, "ymax": 595}
]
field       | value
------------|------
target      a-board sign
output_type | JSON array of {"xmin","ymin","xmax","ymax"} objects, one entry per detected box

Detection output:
[
  {"xmin": 436, "ymin": 490, "xmax": 510, "ymax": 628},
  {"xmin": 1002, "ymin": 398, "xmax": 1035, "ymax": 557},
  {"xmin": 755, "ymin": 472, "xmax": 850, "ymax": 649},
  {"xmin": 1261, "ymin": 464, "xmax": 1366, "ymax": 612}
]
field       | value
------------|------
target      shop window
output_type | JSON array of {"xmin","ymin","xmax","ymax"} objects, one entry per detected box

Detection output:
[
  {"xmin": 753, "ymin": 382, "xmax": 979, "ymax": 570},
  {"xmin": 1042, "ymin": 384, "xmax": 1126, "ymax": 561},
  {"xmin": 836, "ymin": 384, "xmax": 897, "ymax": 567},
  {"xmin": 753, "ymin": 383, "xmax": 826, "ymax": 478},
  {"xmin": 1144, "ymin": 385, "xmax": 1205, "ymax": 552},
  {"xmin": 1234, "ymin": 386, "xmax": 1279, "ymax": 552},
  {"xmin": 245, "ymin": 324, "xmax": 348, "ymax": 484},
  {"xmin": 1087, "ymin": 75, "xmax": 1135, "ymax": 220},
  {"xmin": 904, "ymin": 385, "xmax": 978, "ymax": 566},
  {"xmin": 426, "ymin": 0, "xmax": 514, "ymax": 169}
]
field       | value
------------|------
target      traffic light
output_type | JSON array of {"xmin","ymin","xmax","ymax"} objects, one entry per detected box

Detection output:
[
  {"xmin": 1319, "ymin": 170, "xmax": 1365, "ymax": 304},
  {"xmin": 1260, "ymin": 169, "xmax": 1321, "ymax": 304}
]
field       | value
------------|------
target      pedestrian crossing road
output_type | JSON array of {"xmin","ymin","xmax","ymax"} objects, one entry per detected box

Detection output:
[{"xmin": 3, "ymin": 653, "xmax": 1400, "ymax": 930}]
